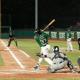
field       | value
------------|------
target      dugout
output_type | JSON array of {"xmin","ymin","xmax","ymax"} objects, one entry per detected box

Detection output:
[{"xmin": 0, "ymin": 26, "xmax": 80, "ymax": 40}]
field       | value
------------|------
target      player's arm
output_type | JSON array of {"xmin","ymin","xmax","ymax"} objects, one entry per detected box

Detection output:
[{"xmin": 44, "ymin": 32, "xmax": 49, "ymax": 38}]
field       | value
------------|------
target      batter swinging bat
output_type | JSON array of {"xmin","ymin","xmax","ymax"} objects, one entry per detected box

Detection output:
[{"xmin": 42, "ymin": 19, "xmax": 55, "ymax": 31}]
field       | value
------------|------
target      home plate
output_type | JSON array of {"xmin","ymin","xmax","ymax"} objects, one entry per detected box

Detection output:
[{"xmin": 4, "ymin": 49, "xmax": 9, "ymax": 50}]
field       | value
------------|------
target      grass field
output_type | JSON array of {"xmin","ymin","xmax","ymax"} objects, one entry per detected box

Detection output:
[
  {"xmin": 15, "ymin": 39, "xmax": 80, "ymax": 65},
  {"xmin": 2, "ymin": 39, "xmax": 80, "ymax": 80},
  {"xmin": 0, "ymin": 54, "xmax": 4, "ymax": 65}
]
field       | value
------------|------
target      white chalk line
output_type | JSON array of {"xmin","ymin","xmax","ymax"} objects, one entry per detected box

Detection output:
[
  {"xmin": 0, "ymin": 69, "xmax": 47, "ymax": 74},
  {"xmin": 1, "ymin": 39, "xmax": 25, "ymax": 69},
  {"xmin": 19, "ymin": 49, "xmax": 30, "ymax": 58}
]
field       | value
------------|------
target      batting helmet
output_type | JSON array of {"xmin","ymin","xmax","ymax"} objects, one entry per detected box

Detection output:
[{"xmin": 34, "ymin": 28, "xmax": 42, "ymax": 34}]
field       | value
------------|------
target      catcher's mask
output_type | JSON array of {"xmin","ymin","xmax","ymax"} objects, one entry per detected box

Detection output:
[
  {"xmin": 34, "ymin": 28, "xmax": 42, "ymax": 34},
  {"xmin": 53, "ymin": 46, "xmax": 59, "ymax": 52}
]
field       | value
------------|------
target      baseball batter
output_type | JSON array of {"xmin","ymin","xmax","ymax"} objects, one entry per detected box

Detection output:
[{"xmin": 34, "ymin": 28, "xmax": 53, "ymax": 71}]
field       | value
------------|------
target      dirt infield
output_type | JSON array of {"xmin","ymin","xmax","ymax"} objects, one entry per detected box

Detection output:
[{"xmin": 0, "ymin": 39, "xmax": 80, "ymax": 78}]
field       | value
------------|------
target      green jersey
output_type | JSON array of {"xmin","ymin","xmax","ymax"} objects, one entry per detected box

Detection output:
[
  {"xmin": 34, "ymin": 32, "xmax": 49, "ymax": 47},
  {"xmin": 66, "ymin": 30, "xmax": 72, "ymax": 39}
]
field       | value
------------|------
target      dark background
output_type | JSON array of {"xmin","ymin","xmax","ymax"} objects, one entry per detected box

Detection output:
[{"xmin": 1, "ymin": 0, "xmax": 80, "ymax": 29}]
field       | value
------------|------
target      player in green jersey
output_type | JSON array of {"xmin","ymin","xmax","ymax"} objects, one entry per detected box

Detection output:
[
  {"xmin": 34, "ymin": 28, "xmax": 53, "ymax": 71},
  {"xmin": 66, "ymin": 29, "xmax": 73, "ymax": 51}
]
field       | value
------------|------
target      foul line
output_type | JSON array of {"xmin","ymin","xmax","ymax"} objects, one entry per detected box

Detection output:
[
  {"xmin": 1, "ymin": 40, "xmax": 25, "ymax": 69},
  {"xmin": 19, "ymin": 49, "xmax": 30, "ymax": 58}
]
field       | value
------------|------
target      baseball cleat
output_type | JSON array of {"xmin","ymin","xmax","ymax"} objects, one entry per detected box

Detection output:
[{"xmin": 33, "ymin": 65, "xmax": 40, "ymax": 72}]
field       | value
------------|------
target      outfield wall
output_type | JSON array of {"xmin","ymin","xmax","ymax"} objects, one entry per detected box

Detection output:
[
  {"xmin": 49, "ymin": 31, "xmax": 80, "ymax": 40},
  {"xmin": 1, "ymin": 30, "xmax": 34, "ymax": 39},
  {"xmin": 1, "ymin": 29, "xmax": 80, "ymax": 40}
]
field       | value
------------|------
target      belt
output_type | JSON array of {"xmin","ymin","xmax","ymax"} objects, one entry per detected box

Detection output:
[{"xmin": 43, "ymin": 43, "xmax": 48, "ymax": 46}]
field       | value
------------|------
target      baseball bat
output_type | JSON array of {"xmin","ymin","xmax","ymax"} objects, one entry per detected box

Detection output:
[{"xmin": 42, "ymin": 19, "xmax": 55, "ymax": 31}]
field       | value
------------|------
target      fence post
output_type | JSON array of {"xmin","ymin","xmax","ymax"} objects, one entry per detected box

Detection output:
[
  {"xmin": 57, "ymin": 31, "xmax": 59, "ymax": 39},
  {"xmin": 74, "ymin": 31, "xmax": 77, "ymax": 40}
]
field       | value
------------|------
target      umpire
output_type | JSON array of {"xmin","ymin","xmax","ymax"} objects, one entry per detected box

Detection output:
[
  {"xmin": 7, "ymin": 28, "xmax": 18, "ymax": 47},
  {"xmin": 78, "ymin": 38, "xmax": 80, "ymax": 50}
]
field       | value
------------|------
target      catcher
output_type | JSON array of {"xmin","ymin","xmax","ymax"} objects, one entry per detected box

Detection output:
[{"xmin": 48, "ymin": 46, "xmax": 76, "ymax": 73}]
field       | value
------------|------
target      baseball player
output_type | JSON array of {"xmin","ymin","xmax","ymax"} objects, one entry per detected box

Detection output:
[
  {"xmin": 7, "ymin": 29, "xmax": 18, "ymax": 47},
  {"xmin": 78, "ymin": 38, "xmax": 80, "ymax": 50},
  {"xmin": 77, "ymin": 56, "xmax": 80, "ymax": 69},
  {"xmin": 48, "ymin": 46, "xmax": 76, "ymax": 73},
  {"xmin": 33, "ymin": 28, "xmax": 53, "ymax": 71},
  {"xmin": 66, "ymin": 29, "xmax": 73, "ymax": 51}
]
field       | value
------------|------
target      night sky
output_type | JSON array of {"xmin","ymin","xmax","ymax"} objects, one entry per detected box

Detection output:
[{"xmin": 1, "ymin": 0, "xmax": 80, "ymax": 29}]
